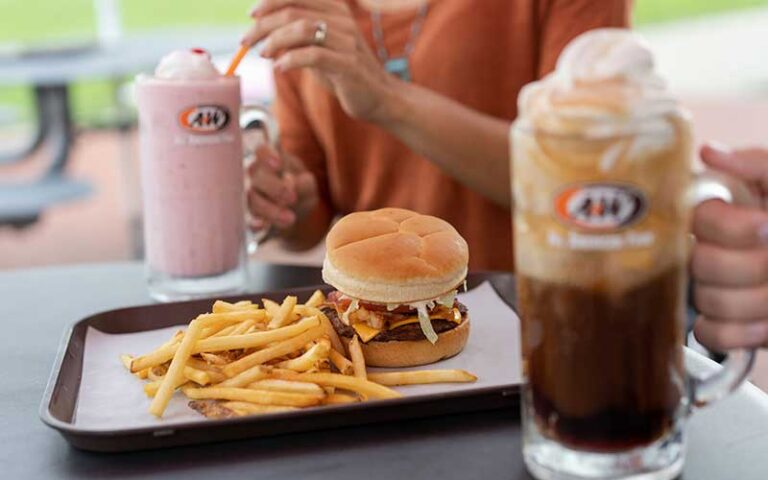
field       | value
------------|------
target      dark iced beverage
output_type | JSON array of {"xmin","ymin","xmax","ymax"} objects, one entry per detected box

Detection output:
[
  {"xmin": 518, "ymin": 266, "xmax": 685, "ymax": 451},
  {"xmin": 512, "ymin": 28, "xmax": 755, "ymax": 480}
]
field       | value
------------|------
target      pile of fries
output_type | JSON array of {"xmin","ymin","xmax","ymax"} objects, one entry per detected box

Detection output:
[{"xmin": 121, "ymin": 290, "xmax": 477, "ymax": 419}]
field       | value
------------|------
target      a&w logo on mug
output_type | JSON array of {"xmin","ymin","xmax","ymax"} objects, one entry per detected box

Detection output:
[
  {"xmin": 178, "ymin": 105, "xmax": 230, "ymax": 133},
  {"xmin": 554, "ymin": 183, "xmax": 646, "ymax": 231}
]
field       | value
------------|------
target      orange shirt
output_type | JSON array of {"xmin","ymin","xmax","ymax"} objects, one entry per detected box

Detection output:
[{"xmin": 274, "ymin": 0, "xmax": 630, "ymax": 271}]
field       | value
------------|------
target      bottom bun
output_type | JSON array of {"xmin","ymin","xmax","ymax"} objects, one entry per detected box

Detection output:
[{"xmin": 349, "ymin": 318, "xmax": 470, "ymax": 368}]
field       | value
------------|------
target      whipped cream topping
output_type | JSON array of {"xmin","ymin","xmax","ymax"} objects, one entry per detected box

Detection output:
[
  {"xmin": 518, "ymin": 28, "xmax": 680, "ymax": 138},
  {"xmin": 154, "ymin": 49, "xmax": 221, "ymax": 80}
]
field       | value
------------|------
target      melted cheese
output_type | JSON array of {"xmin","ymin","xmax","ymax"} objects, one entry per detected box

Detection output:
[
  {"xmin": 352, "ymin": 323, "xmax": 381, "ymax": 343},
  {"xmin": 388, "ymin": 308, "xmax": 462, "ymax": 330},
  {"xmin": 342, "ymin": 283, "xmax": 465, "ymax": 345},
  {"xmin": 388, "ymin": 317, "xmax": 420, "ymax": 330}
]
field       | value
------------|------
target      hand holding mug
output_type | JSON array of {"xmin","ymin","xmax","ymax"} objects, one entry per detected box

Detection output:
[
  {"xmin": 245, "ymin": 144, "xmax": 320, "ymax": 234},
  {"xmin": 692, "ymin": 144, "xmax": 768, "ymax": 351}
]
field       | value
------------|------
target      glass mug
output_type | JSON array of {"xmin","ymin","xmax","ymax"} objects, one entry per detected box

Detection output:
[
  {"xmin": 241, "ymin": 104, "xmax": 279, "ymax": 255},
  {"xmin": 136, "ymin": 71, "xmax": 282, "ymax": 301},
  {"xmin": 511, "ymin": 113, "xmax": 756, "ymax": 479}
]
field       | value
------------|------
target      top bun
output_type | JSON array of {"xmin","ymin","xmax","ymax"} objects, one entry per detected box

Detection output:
[{"xmin": 323, "ymin": 208, "xmax": 469, "ymax": 303}]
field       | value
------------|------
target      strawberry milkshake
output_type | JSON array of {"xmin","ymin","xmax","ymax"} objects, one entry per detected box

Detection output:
[{"xmin": 136, "ymin": 49, "xmax": 246, "ymax": 300}]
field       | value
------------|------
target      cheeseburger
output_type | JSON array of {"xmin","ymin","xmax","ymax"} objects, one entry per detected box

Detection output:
[{"xmin": 321, "ymin": 208, "xmax": 470, "ymax": 367}]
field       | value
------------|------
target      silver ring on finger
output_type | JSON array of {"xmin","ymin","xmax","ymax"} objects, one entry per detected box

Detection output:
[{"xmin": 312, "ymin": 20, "xmax": 328, "ymax": 46}]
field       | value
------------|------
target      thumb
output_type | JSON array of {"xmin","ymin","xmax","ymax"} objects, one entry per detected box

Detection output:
[
  {"xmin": 701, "ymin": 143, "xmax": 768, "ymax": 187},
  {"xmin": 281, "ymin": 151, "xmax": 309, "ymax": 174},
  {"xmin": 255, "ymin": 144, "xmax": 283, "ymax": 172}
]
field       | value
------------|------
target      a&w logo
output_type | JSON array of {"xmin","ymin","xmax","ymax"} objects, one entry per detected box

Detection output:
[
  {"xmin": 179, "ymin": 105, "xmax": 230, "ymax": 133},
  {"xmin": 554, "ymin": 183, "xmax": 646, "ymax": 231}
]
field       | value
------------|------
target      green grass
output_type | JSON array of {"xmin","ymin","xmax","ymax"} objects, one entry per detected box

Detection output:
[
  {"xmin": 634, "ymin": 0, "xmax": 768, "ymax": 24},
  {"xmin": 0, "ymin": 0, "xmax": 253, "ymax": 126},
  {"xmin": 1, "ymin": 0, "xmax": 767, "ymax": 127}
]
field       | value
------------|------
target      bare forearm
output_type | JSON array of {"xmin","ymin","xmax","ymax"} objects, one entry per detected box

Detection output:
[{"xmin": 375, "ymin": 80, "xmax": 512, "ymax": 207}]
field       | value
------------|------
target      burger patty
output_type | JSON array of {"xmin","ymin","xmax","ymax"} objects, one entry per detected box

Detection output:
[{"xmin": 322, "ymin": 302, "xmax": 468, "ymax": 343}]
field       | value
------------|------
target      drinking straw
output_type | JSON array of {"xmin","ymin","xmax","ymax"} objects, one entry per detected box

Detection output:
[{"xmin": 226, "ymin": 45, "xmax": 249, "ymax": 76}]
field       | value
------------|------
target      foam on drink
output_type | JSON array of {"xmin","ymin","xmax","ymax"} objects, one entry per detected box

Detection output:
[
  {"xmin": 518, "ymin": 28, "xmax": 678, "ymax": 139},
  {"xmin": 513, "ymin": 28, "xmax": 692, "ymax": 295},
  {"xmin": 154, "ymin": 48, "xmax": 221, "ymax": 80}
]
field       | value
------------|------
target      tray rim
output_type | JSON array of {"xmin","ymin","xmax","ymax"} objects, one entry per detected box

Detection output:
[{"xmin": 39, "ymin": 272, "xmax": 520, "ymax": 447}]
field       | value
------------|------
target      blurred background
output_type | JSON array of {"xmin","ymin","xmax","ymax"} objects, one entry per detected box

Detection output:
[
  {"xmin": 0, "ymin": 1, "xmax": 766, "ymax": 387},
  {"xmin": 1, "ymin": 0, "xmax": 766, "ymax": 269}
]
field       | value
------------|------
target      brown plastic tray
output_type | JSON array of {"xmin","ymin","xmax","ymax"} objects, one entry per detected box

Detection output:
[{"xmin": 39, "ymin": 272, "xmax": 520, "ymax": 452}]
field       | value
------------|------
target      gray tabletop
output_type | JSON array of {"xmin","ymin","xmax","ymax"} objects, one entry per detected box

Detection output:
[{"xmin": 2, "ymin": 261, "xmax": 768, "ymax": 479}]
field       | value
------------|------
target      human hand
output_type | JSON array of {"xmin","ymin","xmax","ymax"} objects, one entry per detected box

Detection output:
[
  {"xmin": 692, "ymin": 144, "xmax": 768, "ymax": 351},
  {"xmin": 242, "ymin": 0, "xmax": 398, "ymax": 122},
  {"xmin": 246, "ymin": 143, "xmax": 319, "ymax": 234}
]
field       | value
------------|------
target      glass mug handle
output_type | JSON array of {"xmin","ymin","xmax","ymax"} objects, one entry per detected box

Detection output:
[
  {"xmin": 241, "ymin": 105, "xmax": 279, "ymax": 255},
  {"xmin": 686, "ymin": 170, "xmax": 759, "ymax": 408}
]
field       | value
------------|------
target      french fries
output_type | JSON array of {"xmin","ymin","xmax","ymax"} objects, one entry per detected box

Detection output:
[
  {"xmin": 271, "ymin": 371, "xmax": 401, "ymax": 400},
  {"xmin": 203, "ymin": 324, "xmax": 237, "ymax": 339},
  {"xmin": 217, "ymin": 365, "xmax": 270, "ymax": 388},
  {"xmin": 200, "ymin": 352, "xmax": 228, "ymax": 366},
  {"xmin": 223, "ymin": 324, "xmax": 324, "ymax": 377},
  {"xmin": 121, "ymin": 293, "xmax": 477, "ymax": 419},
  {"xmin": 268, "ymin": 295, "xmax": 298, "ymax": 329},
  {"xmin": 296, "ymin": 305, "xmax": 345, "ymax": 353},
  {"xmin": 329, "ymin": 348, "xmax": 354, "ymax": 375},
  {"xmin": 222, "ymin": 401, "xmax": 299, "ymax": 415},
  {"xmin": 212, "ymin": 300, "xmax": 259, "ymax": 314},
  {"xmin": 262, "ymin": 298, "xmax": 280, "ymax": 319},
  {"xmin": 131, "ymin": 317, "xmax": 319, "ymax": 372},
  {"xmin": 323, "ymin": 393, "xmax": 359, "ymax": 405},
  {"xmin": 305, "ymin": 289, "xmax": 326, "ymax": 308},
  {"xmin": 183, "ymin": 387, "xmax": 324, "ymax": 407},
  {"xmin": 277, "ymin": 339, "xmax": 331, "ymax": 372},
  {"xmin": 367, "ymin": 370, "xmax": 478, "ymax": 386},
  {"xmin": 149, "ymin": 319, "xmax": 203, "ymax": 417},
  {"xmin": 247, "ymin": 379, "xmax": 325, "ymax": 396},
  {"xmin": 348, "ymin": 336, "xmax": 367, "ymax": 379}
]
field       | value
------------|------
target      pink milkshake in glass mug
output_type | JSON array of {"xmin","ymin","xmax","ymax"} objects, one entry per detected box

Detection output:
[{"xmin": 136, "ymin": 49, "xmax": 261, "ymax": 301}]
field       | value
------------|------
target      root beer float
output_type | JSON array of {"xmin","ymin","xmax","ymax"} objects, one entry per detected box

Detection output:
[
  {"xmin": 513, "ymin": 29, "xmax": 692, "ymax": 450},
  {"xmin": 511, "ymin": 29, "xmax": 713, "ymax": 480}
]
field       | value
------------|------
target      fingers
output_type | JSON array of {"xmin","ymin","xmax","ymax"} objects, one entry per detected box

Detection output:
[
  {"xmin": 281, "ymin": 151, "xmax": 309, "ymax": 174},
  {"xmin": 694, "ymin": 315, "xmax": 768, "ymax": 352},
  {"xmin": 274, "ymin": 46, "xmax": 350, "ymax": 73},
  {"xmin": 252, "ymin": 143, "xmax": 283, "ymax": 171},
  {"xmin": 692, "ymin": 143, "xmax": 768, "ymax": 351},
  {"xmin": 242, "ymin": 6, "xmax": 351, "ymax": 47},
  {"xmin": 694, "ymin": 283, "xmax": 768, "ymax": 320},
  {"xmin": 248, "ymin": 216, "xmax": 268, "ymax": 231},
  {"xmin": 247, "ymin": 189, "xmax": 296, "ymax": 229},
  {"xmin": 692, "ymin": 242, "xmax": 768, "ymax": 287},
  {"xmin": 247, "ymin": 145, "xmax": 296, "ymax": 206},
  {"xmin": 701, "ymin": 143, "xmax": 768, "ymax": 186},
  {"xmin": 693, "ymin": 199, "xmax": 768, "ymax": 249},
  {"xmin": 260, "ymin": 18, "xmax": 354, "ymax": 58}
]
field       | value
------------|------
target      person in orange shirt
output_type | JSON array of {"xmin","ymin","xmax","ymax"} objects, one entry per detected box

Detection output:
[{"xmin": 242, "ymin": 0, "xmax": 630, "ymax": 271}]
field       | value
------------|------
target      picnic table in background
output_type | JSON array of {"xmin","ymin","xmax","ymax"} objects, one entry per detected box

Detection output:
[{"xmin": 0, "ymin": 27, "xmax": 241, "ymax": 227}]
